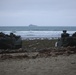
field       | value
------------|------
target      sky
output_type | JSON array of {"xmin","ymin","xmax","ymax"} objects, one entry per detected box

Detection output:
[{"xmin": 0, "ymin": 0, "xmax": 76, "ymax": 26}]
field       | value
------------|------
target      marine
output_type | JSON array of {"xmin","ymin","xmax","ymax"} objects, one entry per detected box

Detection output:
[{"xmin": 57, "ymin": 30, "xmax": 76, "ymax": 47}]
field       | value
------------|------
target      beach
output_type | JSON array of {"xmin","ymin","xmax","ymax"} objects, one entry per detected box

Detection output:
[
  {"xmin": 0, "ymin": 0, "xmax": 76, "ymax": 74},
  {"xmin": 0, "ymin": 54, "xmax": 76, "ymax": 75},
  {"xmin": 0, "ymin": 39, "xmax": 76, "ymax": 75}
]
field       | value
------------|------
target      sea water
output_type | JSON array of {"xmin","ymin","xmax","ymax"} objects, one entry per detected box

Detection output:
[{"xmin": 0, "ymin": 26, "xmax": 76, "ymax": 40}]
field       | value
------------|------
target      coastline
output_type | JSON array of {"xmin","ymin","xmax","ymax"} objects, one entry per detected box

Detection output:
[
  {"xmin": 1, "ymin": 31, "xmax": 76, "ymax": 40},
  {"xmin": 0, "ymin": 32, "xmax": 76, "ymax": 75}
]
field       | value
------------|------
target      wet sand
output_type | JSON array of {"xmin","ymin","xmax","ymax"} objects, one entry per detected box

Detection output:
[{"xmin": 0, "ymin": 54, "xmax": 76, "ymax": 75}]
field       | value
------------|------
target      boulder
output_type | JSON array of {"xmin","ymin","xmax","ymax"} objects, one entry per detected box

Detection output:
[{"xmin": 0, "ymin": 32, "xmax": 22, "ymax": 49}]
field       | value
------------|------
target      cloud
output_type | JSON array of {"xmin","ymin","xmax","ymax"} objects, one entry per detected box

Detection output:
[
  {"xmin": 0, "ymin": 0, "xmax": 76, "ymax": 11},
  {"xmin": 0, "ymin": 0, "xmax": 76, "ymax": 26}
]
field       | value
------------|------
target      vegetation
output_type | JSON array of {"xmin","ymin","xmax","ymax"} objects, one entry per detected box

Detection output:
[{"xmin": 22, "ymin": 39, "xmax": 57, "ymax": 51}]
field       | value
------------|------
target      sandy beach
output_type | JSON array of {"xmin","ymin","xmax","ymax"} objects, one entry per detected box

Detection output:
[
  {"xmin": 0, "ymin": 39, "xmax": 76, "ymax": 75},
  {"xmin": 0, "ymin": 53, "xmax": 76, "ymax": 75},
  {"xmin": 0, "ymin": 0, "xmax": 76, "ymax": 75}
]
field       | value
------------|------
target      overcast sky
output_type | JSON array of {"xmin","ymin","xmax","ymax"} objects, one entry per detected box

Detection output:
[{"xmin": 0, "ymin": 0, "xmax": 76, "ymax": 26}]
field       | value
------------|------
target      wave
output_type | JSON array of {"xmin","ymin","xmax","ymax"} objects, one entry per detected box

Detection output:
[{"xmin": 0, "ymin": 31, "xmax": 76, "ymax": 39}]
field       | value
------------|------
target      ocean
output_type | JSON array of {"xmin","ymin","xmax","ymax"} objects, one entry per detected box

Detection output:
[{"xmin": 0, "ymin": 26, "xmax": 76, "ymax": 40}]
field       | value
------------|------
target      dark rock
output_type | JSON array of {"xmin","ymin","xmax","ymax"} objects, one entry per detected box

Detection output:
[{"xmin": 0, "ymin": 32, "xmax": 22, "ymax": 49}]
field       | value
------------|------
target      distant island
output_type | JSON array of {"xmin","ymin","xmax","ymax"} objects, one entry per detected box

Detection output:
[{"xmin": 28, "ymin": 24, "xmax": 38, "ymax": 27}]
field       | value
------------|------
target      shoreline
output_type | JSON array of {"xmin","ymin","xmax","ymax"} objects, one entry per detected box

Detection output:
[{"xmin": 22, "ymin": 37, "xmax": 59, "ymax": 40}]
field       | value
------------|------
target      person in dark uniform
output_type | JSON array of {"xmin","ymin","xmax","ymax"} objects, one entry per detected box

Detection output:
[
  {"xmin": 61, "ymin": 30, "xmax": 69, "ymax": 38},
  {"xmin": 61, "ymin": 30, "xmax": 69, "ymax": 47}
]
